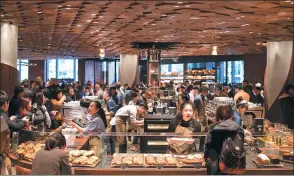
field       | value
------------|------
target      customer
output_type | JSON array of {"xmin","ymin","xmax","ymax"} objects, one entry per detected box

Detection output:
[
  {"xmin": 242, "ymin": 80, "xmax": 252, "ymax": 95},
  {"xmin": 279, "ymin": 84, "xmax": 294, "ymax": 129},
  {"xmin": 167, "ymin": 102, "xmax": 201, "ymax": 154},
  {"xmin": 112, "ymin": 105, "xmax": 146, "ymax": 153},
  {"xmin": 31, "ymin": 133, "xmax": 72, "ymax": 175},
  {"xmin": 9, "ymin": 98, "xmax": 31, "ymax": 132},
  {"xmin": 195, "ymin": 87, "xmax": 209, "ymax": 151},
  {"xmin": 35, "ymin": 76, "xmax": 43, "ymax": 87},
  {"xmin": 204, "ymin": 104, "xmax": 246, "ymax": 175},
  {"xmin": 116, "ymin": 84, "xmax": 124, "ymax": 109},
  {"xmin": 103, "ymin": 90, "xmax": 117, "ymax": 155},
  {"xmin": 94, "ymin": 81, "xmax": 104, "ymax": 100},
  {"xmin": 233, "ymin": 96, "xmax": 251, "ymax": 127},
  {"xmin": 23, "ymin": 81, "xmax": 35, "ymax": 100},
  {"xmin": 30, "ymin": 81, "xmax": 38, "ymax": 90},
  {"xmin": 31, "ymin": 92, "xmax": 52, "ymax": 131},
  {"xmin": 8, "ymin": 86, "xmax": 24, "ymax": 117},
  {"xmin": 65, "ymin": 87, "xmax": 76, "ymax": 102},
  {"xmin": 51, "ymin": 88, "xmax": 66, "ymax": 129},
  {"xmin": 128, "ymin": 91, "xmax": 140, "ymax": 105},
  {"xmin": 71, "ymin": 101, "xmax": 107, "ymax": 156},
  {"xmin": 76, "ymin": 85, "xmax": 86, "ymax": 100},
  {"xmin": 234, "ymin": 85, "xmax": 250, "ymax": 103},
  {"xmin": 250, "ymin": 86, "xmax": 264, "ymax": 106},
  {"xmin": 0, "ymin": 117, "xmax": 12, "ymax": 175},
  {"xmin": 124, "ymin": 88, "xmax": 133, "ymax": 105},
  {"xmin": 0, "ymin": 91, "xmax": 27, "ymax": 133}
]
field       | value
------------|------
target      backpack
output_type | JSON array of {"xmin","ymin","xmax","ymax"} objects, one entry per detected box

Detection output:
[{"xmin": 219, "ymin": 131, "xmax": 246, "ymax": 175}]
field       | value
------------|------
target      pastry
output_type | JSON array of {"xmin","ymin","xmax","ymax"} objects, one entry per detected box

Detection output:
[
  {"xmin": 133, "ymin": 155, "xmax": 144, "ymax": 165},
  {"xmin": 122, "ymin": 156, "xmax": 133, "ymax": 165},
  {"xmin": 156, "ymin": 155, "xmax": 166, "ymax": 165},
  {"xmin": 69, "ymin": 150, "xmax": 84, "ymax": 157},
  {"xmin": 145, "ymin": 155, "xmax": 156, "ymax": 165},
  {"xmin": 187, "ymin": 154, "xmax": 195, "ymax": 160},
  {"xmin": 257, "ymin": 154, "xmax": 270, "ymax": 165},
  {"xmin": 83, "ymin": 156, "xmax": 99, "ymax": 165},
  {"xmin": 72, "ymin": 156, "xmax": 88, "ymax": 164},
  {"xmin": 83, "ymin": 150, "xmax": 95, "ymax": 157},
  {"xmin": 166, "ymin": 156, "xmax": 177, "ymax": 165}
]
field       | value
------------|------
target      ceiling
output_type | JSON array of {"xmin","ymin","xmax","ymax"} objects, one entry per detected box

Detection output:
[{"xmin": 1, "ymin": 0, "xmax": 293, "ymax": 59}]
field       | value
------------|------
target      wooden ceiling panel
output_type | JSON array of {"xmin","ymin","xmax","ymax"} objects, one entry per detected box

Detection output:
[{"xmin": 0, "ymin": 0, "xmax": 292, "ymax": 59}]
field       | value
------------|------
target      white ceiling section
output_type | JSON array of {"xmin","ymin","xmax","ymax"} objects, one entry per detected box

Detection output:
[{"xmin": 1, "ymin": 0, "xmax": 293, "ymax": 59}]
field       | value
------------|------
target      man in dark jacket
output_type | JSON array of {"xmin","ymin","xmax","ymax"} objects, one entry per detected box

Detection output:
[
  {"xmin": 8, "ymin": 86, "xmax": 24, "ymax": 117},
  {"xmin": 250, "ymin": 87, "xmax": 264, "ymax": 106},
  {"xmin": 242, "ymin": 80, "xmax": 252, "ymax": 95},
  {"xmin": 279, "ymin": 84, "xmax": 294, "ymax": 129}
]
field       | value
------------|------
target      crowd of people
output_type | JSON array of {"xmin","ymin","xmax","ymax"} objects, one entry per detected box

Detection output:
[{"xmin": 0, "ymin": 76, "xmax": 293, "ymax": 175}]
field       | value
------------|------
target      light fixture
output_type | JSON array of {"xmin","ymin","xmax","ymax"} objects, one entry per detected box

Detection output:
[
  {"xmin": 37, "ymin": 11, "xmax": 42, "ymax": 14},
  {"xmin": 185, "ymin": 5, "xmax": 191, "ymax": 7},
  {"xmin": 94, "ymin": 21, "xmax": 98, "ymax": 23},
  {"xmin": 236, "ymin": 17, "xmax": 240, "ymax": 19},
  {"xmin": 66, "ymin": 5, "xmax": 71, "ymax": 6},
  {"xmin": 99, "ymin": 48, "xmax": 105, "ymax": 58},
  {"xmin": 66, "ymin": 7, "xmax": 71, "ymax": 10},
  {"xmin": 99, "ymin": 16, "xmax": 103, "ymax": 18},
  {"xmin": 190, "ymin": 17, "xmax": 200, "ymax": 20},
  {"xmin": 77, "ymin": 24, "xmax": 81, "ymax": 27},
  {"xmin": 285, "ymin": 0, "xmax": 291, "ymax": 2},
  {"xmin": 177, "ymin": 2, "xmax": 183, "ymax": 4},
  {"xmin": 87, "ymin": 20, "xmax": 91, "ymax": 22},
  {"xmin": 161, "ymin": 14, "xmax": 167, "ymax": 17},
  {"xmin": 91, "ymin": 14, "xmax": 96, "ymax": 16},
  {"xmin": 57, "ymin": 5, "xmax": 62, "ymax": 8},
  {"xmin": 258, "ymin": 33, "xmax": 261, "ymax": 35},
  {"xmin": 249, "ymin": 32, "xmax": 253, "ymax": 34},
  {"xmin": 174, "ymin": 6, "xmax": 180, "ymax": 8},
  {"xmin": 152, "ymin": 23, "xmax": 156, "ymax": 25},
  {"xmin": 212, "ymin": 46, "xmax": 218, "ymax": 55}
]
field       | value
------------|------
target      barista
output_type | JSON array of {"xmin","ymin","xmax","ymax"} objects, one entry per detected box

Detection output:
[
  {"xmin": 111, "ymin": 105, "xmax": 146, "ymax": 153},
  {"xmin": 71, "ymin": 101, "xmax": 107, "ymax": 156},
  {"xmin": 167, "ymin": 102, "xmax": 201, "ymax": 154}
]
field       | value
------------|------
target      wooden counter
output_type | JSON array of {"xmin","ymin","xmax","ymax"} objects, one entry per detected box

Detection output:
[{"xmin": 9, "ymin": 150, "xmax": 293, "ymax": 175}]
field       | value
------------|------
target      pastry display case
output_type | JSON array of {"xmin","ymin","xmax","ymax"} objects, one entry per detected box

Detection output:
[
  {"xmin": 160, "ymin": 63, "xmax": 184, "ymax": 83},
  {"xmin": 7, "ymin": 127, "xmax": 294, "ymax": 175}
]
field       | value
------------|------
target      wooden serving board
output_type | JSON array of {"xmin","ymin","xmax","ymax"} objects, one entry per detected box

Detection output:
[{"xmin": 253, "ymin": 159, "xmax": 284, "ymax": 168}]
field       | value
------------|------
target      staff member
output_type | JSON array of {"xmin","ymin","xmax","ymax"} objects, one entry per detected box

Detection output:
[
  {"xmin": 167, "ymin": 102, "xmax": 201, "ymax": 154},
  {"xmin": 71, "ymin": 101, "xmax": 107, "ymax": 156},
  {"xmin": 111, "ymin": 105, "xmax": 146, "ymax": 153}
]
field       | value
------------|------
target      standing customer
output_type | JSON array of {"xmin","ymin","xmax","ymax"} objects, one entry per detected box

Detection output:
[
  {"xmin": 8, "ymin": 86, "xmax": 24, "ymax": 117},
  {"xmin": 50, "ymin": 88, "xmax": 66, "ymax": 129},
  {"xmin": 0, "ymin": 117, "xmax": 12, "ymax": 175},
  {"xmin": 94, "ymin": 81, "xmax": 104, "ymax": 100},
  {"xmin": 71, "ymin": 101, "xmax": 107, "ymax": 156},
  {"xmin": 31, "ymin": 92, "xmax": 52, "ymax": 131},
  {"xmin": 65, "ymin": 87, "xmax": 76, "ymax": 102},
  {"xmin": 204, "ymin": 104, "xmax": 246, "ymax": 175},
  {"xmin": 279, "ymin": 84, "xmax": 294, "ymax": 129},
  {"xmin": 31, "ymin": 133, "xmax": 72, "ymax": 175}
]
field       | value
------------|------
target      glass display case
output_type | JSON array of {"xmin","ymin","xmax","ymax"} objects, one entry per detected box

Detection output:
[
  {"xmin": 160, "ymin": 64, "xmax": 184, "ymax": 83},
  {"xmin": 185, "ymin": 62, "xmax": 216, "ymax": 85},
  {"xmin": 8, "ymin": 124, "xmax": 294, "ymax": 175}
]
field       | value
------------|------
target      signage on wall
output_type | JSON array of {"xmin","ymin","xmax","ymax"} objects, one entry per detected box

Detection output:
[{"xmin": 161, "ymin": 57, "xmax": 179, "ymax": 63}]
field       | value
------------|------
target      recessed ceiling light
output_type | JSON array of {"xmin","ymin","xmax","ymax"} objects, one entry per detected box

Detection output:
[
  {"xmin": 236, "ymin": 17, "xmax": 240, "ymax": 19},
  {"xmin": 287, "ymin": 18, "xmax": 291, "ymax": 20},
  {"xmin": 96, "ymin": 29, "xmax": 99, "ymax": 32},
  {"xmin": 94, "ymin": 21, "xmax": 98, "ymax": 23},
  {"xmin": 87, "ymin": 20, "xmax": 91, "ymax": 22},
  {"xmin": 1, "ymin": 14, "xmax": 4, "ymax": 17},
  {"xmin": 258, "ymin": 33, "xmax": 261, "ymax": 35},
  {"xmin": 177, "ymin": 2, "xmax": 183, "ymax": 4},
  {"xmin": 174, "ymin": 6, "xmax": 180, "ymax": 8},
  {"xmin": 249, "ymin": 32, "xmax": 253, "ymax": 34},
  {"xmin": 99, "ymin": 16, "xmax": 103, "ymax": 18},
  {"xmin": 37, "ymin": 11, "xmax": 42, "ymax": 14},
  {"xmin": 240, "ymin": 16, "xmax": 245, "ymax": 18},
  {"xmin": 161, "ymin": 14, "xmax": 167, "ymax": 17},
  {"xmin": 77, "ymin": 24, "xmax": 81, "ymax": 27},
  {"xmin": 152, "ymin": 23, "xmax": 156, "ymax": 25},
  {"xmin": 66, "ymin": 7, "xmax": 71, "ymax": 10},
  {"xmin": 185, "ymin": 5, "xmax": 191, "ymax": 7},
  {"xmin": 91, "ymin": 32, "xmax": 94, "ymax": 34},
  {"xmin": 92, "ymin": 14, "xmax": 96, "ymax": 16},
  {"xmin": 190, "ymin": 17, "xmax": 200, "ymax": 20},
  {"xmin": 57, "ymin": 5, "xmax": 62, "ymax": 8},
  {"xmin": 66, "ymin": 5, "xmax": 71, "ymax": 6}
]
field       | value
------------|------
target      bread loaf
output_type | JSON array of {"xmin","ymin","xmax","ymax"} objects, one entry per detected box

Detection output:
[{"xmin": 257, "ymin": 154, "xmax": 270, "ymax": 165}]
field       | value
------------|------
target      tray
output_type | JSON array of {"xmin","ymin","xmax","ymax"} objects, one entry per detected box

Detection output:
[
  {"xmin": 111, "ymin": 154, "xmax": 145, "ymax": 168},
  {"xmin": 253, "ymin": 159, "xmax": 284, "ymax": 168}
]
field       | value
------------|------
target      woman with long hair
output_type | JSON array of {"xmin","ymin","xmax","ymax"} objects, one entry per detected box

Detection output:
[
  {"xmin": 71, "ymin": 101, "xmax": 107, "ymax": 156},
  {"xmin": 31, "ymin": 133, "xmax": 72, "ymax": 175},
  {"xmin": 167, "ymin": 102, "xmax": 201, "ymax": 154},
  {"xmin": 30, "ymin": 92, "xmax": 52, "ymax": 131}
]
